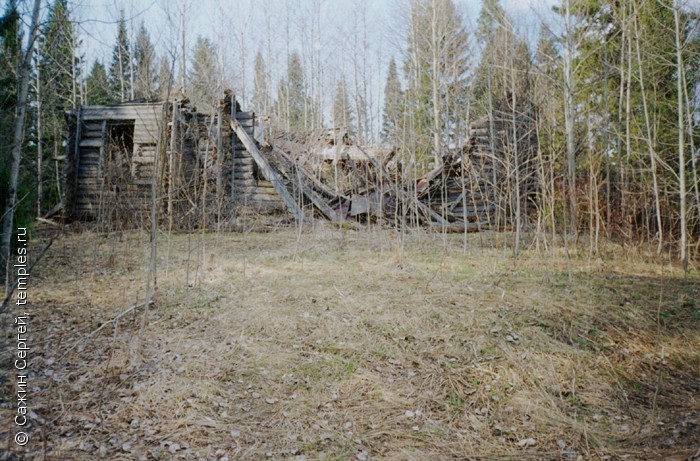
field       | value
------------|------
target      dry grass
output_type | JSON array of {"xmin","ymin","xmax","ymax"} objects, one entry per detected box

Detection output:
[{"xmin": 1, "ymin": 227, "xmax": 699, "ymax": 460}]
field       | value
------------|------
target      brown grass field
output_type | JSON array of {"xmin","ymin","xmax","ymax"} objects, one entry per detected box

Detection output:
[{"xmin": 1, "ymin": 227, "xmax": 699, "ymax": 460}]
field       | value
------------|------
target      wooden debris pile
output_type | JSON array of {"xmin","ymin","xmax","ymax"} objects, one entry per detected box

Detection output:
[
  {"xmin": 265, "ymin": 114, "xmax": 537, "ymax": 231},
  {"xmin": 412, "ymin": 115, "xmax": 538, "ymax": 231},
  {"xmin": 65, "ymin": 92, "xmax": 537, "ymax": 232}
]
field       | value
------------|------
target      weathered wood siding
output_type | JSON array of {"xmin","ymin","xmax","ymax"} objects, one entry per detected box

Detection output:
[
  {"xmin": 66, "ymin": 98, "xmax": 287, "ymax": 225},
  {"xmin": 67, "ymin": 103, "xmax": 165, "ymax": 220},
  {"xmin": 229, "ymin": 113, "xmax": 285, "ymax": 212}
]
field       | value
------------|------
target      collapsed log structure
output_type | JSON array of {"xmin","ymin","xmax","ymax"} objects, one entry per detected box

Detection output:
[
  {"xmin": 64, "ymin": 92, "xmax": 537, "ymax": 231},
  {"xmin": 415, "ymin": 113, "xmax": 538, "ymax": 231}
]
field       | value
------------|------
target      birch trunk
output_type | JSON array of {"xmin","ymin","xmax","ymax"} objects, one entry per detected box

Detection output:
[{"xmin": 1, "ymin": 0, "xmax": 42, "ymax": 286}]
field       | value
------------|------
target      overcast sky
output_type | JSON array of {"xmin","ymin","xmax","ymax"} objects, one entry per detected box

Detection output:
[
  {"xmin": 14, "ymin": 0, "xmax": 699, "ymax": 124},
  {"xmin": 64, "ymin": 0, "xmax": 557, "ymax": 71}
]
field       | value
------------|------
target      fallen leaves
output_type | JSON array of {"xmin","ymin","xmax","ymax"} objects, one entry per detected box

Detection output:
[{"xmin": 516, "ymin": 437, "xmax": 536, "ymax": 447}]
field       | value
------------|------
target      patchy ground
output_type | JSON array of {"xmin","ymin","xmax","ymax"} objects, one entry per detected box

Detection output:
[{"xmin": 1, "ymin": 228, "xmax": 699, "ymax": 460}]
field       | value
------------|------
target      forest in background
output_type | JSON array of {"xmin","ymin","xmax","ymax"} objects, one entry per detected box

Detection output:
[{"xmin": 1, "ymin": 0, "xmax": 700, "ymax": 281}]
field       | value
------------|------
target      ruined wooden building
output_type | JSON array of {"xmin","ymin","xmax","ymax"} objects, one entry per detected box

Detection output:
[
  {"xmin": 415, "ymin": 112, "xmax": 538, "ymax": 231},
  {"xmin": 65, "ymin": 93, "xmax": 296, "ymax": 228},
  {"xmin": 64, "ymin": 92, "xmax": 537, "ymax": 231}
]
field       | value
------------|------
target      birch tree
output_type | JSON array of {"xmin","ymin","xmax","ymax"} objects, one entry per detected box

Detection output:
[
  {"xmin": 403, "ymin": 0, "xmax": 469, "ymax": 167},
  {"xmin": 1, "ymin": 0, "xmax": 41, "ymax": 285}
]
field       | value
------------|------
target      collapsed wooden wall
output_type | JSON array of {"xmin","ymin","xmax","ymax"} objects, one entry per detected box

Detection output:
[
  {"xmin": 64, "ymin": 94, "xmax": 538, "ymax": 231},
  {"xmin": 417, "ymin": 110, "xmax": 538, "ymax": 229}
]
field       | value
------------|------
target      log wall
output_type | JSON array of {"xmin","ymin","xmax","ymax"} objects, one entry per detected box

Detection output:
[
  {"xmin": 66, "ymin": 103, "xmax": 164, "ymax": 221},
  {"xmin": 65, "ymin": 97, "xmax": 287, "ymax": 226}
]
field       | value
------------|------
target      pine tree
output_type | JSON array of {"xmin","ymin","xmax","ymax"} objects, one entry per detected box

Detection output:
[
  {"xmin": 133, "ymin": 22, "xmax": 157, "ymax": 100},
  {"xmin": 332, "ymin": 77, "xmax": 353, "ymax": 135},
  {"xmin": 157, "ymin": 55, "xmax": 173, "ymax": 100},
  {"xmin": 382, "ymin": 58, "xmax": 402, "ymax": 144},
  {"xmin": 39, "ymin": 0, "xmax": 78, "ymax": 210},
  {"xmin": 188, "ymin": 35, "xmax": 219, "ymax": 112},
  {"xmin": 286, "ymin": 51, "xmax": 307, "ymax": 131},
  {"xmin": 86, "ymin": 61, "xmax": 110, "ymax": 105},
  {"xmin": 252, "ymin": 50, "xmax": 268, "ymax": 115},
  {"xmin": 108, "ymin": 11, "xmax": 132, "ymax": 102}
]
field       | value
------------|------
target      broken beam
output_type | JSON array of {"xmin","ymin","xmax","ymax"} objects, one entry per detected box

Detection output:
[{"xmin": 230, "ymin": 119, "xmax": 305, "ymax": 222}]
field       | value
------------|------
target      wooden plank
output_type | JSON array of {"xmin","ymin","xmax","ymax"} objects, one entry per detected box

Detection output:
[
  {"xmin": 233, "ymin": 173, "xmax": 255, "ymax": 181},
  {"xmin": 271, "ymin": 146, "xmax": 341, "ymax": 200},
  {"xmin": 231, "ymin": 119, "xmax": 304, "ymax": 222},
  {"xmin": 72, "ymin": 107, "xmax": 83, "ymax": 215},
  {"xmin": 233, "ymin": 159, "xmax": 256, "ymax": 167},
  {"xmin": 79, "ymin": 139, "xmax": 104, "ymax": 148},
  {"xmin": 235, "ymin": 118, "xmax": 254, "ymax": 128},
  {"xmin": 232, "ymin": 192, "xmax": 285, "ymax": 202},
  {"xmin": 269, "ymin": 147, "xmax": 342, "ymax": 222},
  {"xmin": 234, "ymin": 111, "xmax": 254, "ymax": 120},
  {"xmin": 230, "ymin": 178, "xmax": 262, "ymax": 187},
  {"xmin": 231, "ymin": 164, "xmax": 255, "ymax": 173},
  {"xmin": 80, "ymin": 104, "xmax": 164, "ymax": 120}
]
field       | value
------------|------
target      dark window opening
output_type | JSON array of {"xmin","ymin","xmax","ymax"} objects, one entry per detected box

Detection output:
[
  {"xmin": 108, "ymin": 121, "xmax": 135, "ymax": 155},
  {"xmin": 105, "ymin": 121, "xmax": 135, "ymax": 185}
]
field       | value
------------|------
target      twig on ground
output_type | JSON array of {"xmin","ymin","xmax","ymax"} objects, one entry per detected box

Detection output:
[
  {"xmin": 1, "ymin": 238, "xmax": 54, "ymax": 312},
  {"xmin": 59, "ymin": 300, "xmax": 153, "ymax": 358}
]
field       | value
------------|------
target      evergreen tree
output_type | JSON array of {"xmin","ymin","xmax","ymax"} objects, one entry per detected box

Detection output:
[
  {"xmin": 0, "ymin": 0, "xmax": 19, "ymax": 139},
  {"xmin": 532, "ymin": 25, "xmax": 562, "ymax": 157},
  {"xmin": 252, "ymin": 50, "xmax": 268, "ymax": 115},
  {"xmin": 382, "ymin": 58, "xmax": 402, "ymax": 144},
  {"xmin": 285, "ymin": 52, "xmax": 307, "ymax": 131},
  {"xmin": 39, "ymin": 0, "xmax": 78, "ymax": 210},
  {"xmin": 476, "ymin": 0, "xmax": 506, "ymax": 44},
  {"xmin": 41, "ymin": 0, "xmax": 77, "ymax": 109},
  {"xmin": 403, "ymin": 0, "xmax": 469, "ymax": 163},
  {"xmin": 133, "ymin": 22, "xmax": 157, "ymax": 100},
  {"xmin": 332, "ymin": 76, "xmax": 353, "ymax": 135},
  {"xmin": 188, "ymin": 35, "xmax": 219, "ymax": 112},
  {"xmin": 108, "ymin": 11, "xmax": 132, "ymax": 102},
  {"xmin": 157, "ymin": 55, "xmax": 173, "ymax": 100},
  {"xmin": 471, "ymin": 0, "xmax": 520, "ymax": 118},
  {"xmin": 559, "ymin": 0, "xmax": 698, "ymax": 241},
  {"xmin": 85, "ymin": 61, "xmax": 110, "ymax": 105},
  {"xmin": 1, "ymin": 0, "xmax": 40, "ymax": 282},
  {"xmin": 0, "ymin": 0, "xmax": 21, "ymax": 224}
]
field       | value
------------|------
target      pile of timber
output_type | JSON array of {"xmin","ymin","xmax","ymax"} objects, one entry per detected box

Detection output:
[
  {"xmin": 63, "ymin": 91, "xmax": 537, "ymax": 233},
  {"xmin": 415, "ymin": 113, "xmax": 538, "ymax": 230}
]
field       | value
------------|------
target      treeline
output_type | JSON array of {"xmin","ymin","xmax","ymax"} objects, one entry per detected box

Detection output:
[
  {"xmin": 248, "ymin": 0, "xmax": 700, "ymax": 263},
  {"xmin": 1, "ymin": 0, "xmax": 699, "ymax": 270}
]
